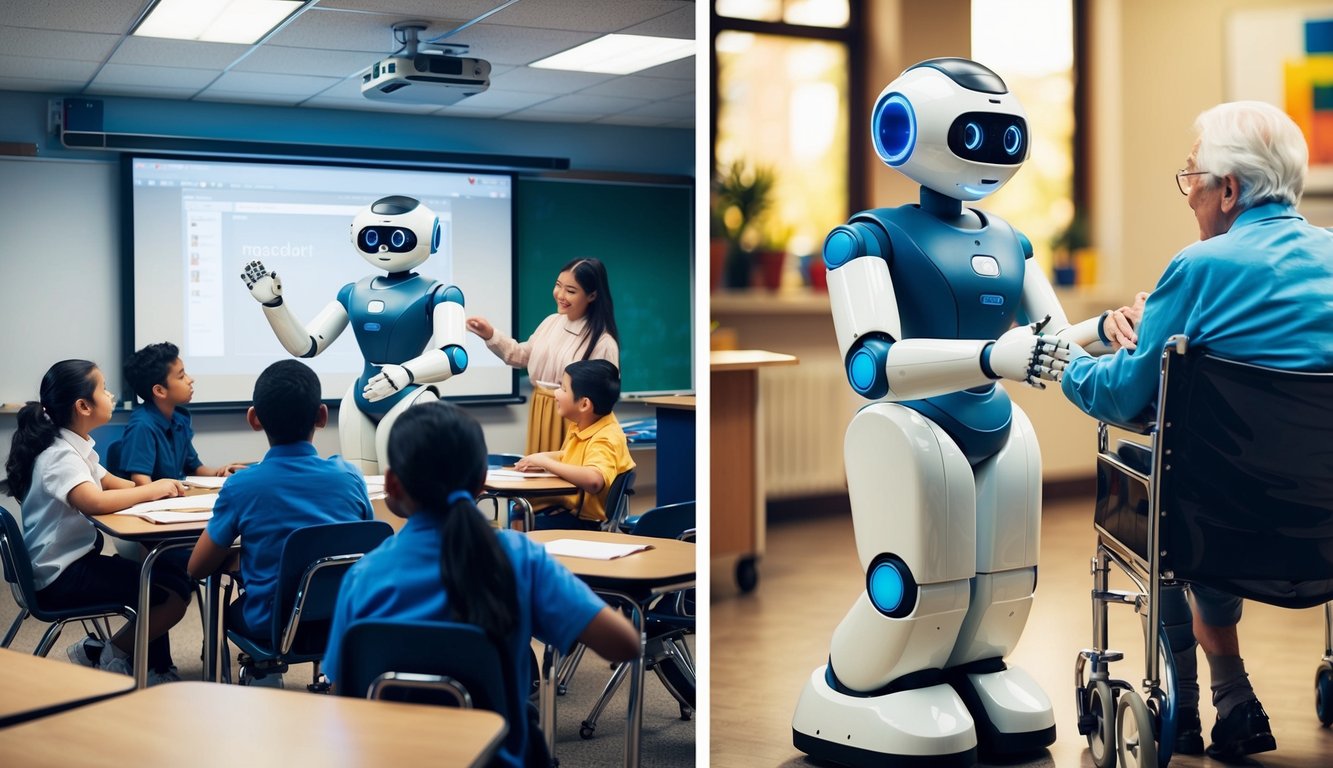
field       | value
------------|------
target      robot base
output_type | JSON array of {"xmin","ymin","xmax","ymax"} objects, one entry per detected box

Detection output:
[
  {"xmin": 949, "ymin": 664, "xmax": 1056, "ymax": 759},
  {"xmin": 792, "ymin": 666, "xmax": 978, "ymax": 767}
]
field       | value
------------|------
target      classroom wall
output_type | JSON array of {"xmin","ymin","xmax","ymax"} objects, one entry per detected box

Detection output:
[{"xmin": 0, "ymin": 90, "xmax": 687, "ymax": 493}]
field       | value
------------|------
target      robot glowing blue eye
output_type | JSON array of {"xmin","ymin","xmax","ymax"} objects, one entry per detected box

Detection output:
[
  {"xmin": 364, "ymin": 229, "xmax": 379, "ymax": 247},
  {"xmin": 391, "ymin": 229, "xmax": 407, "ymax": 248},
  {"xmin": 873, "ymin": 93, "xmax": 916, "ymax": 166},
  {"xmin": 1004, "ymin": 125, "xmax": 1022, "ymax": 156},
  {"xmin": 964, "ymin": 123, "xmax": 983, "ymax": 150}
]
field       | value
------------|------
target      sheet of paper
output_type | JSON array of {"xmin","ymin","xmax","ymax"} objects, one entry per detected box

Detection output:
[
  {"xmin": 135, "ymin": 511, "xmax": 214, "ymax": 525},
  {"xmin": 115, "ymin": 493, "xmax": 219, "ymax": 515},
  {"xmin": 184, "ymin": 475, "xmax": 226, "ymax": 489},
  {"xmin": 543, "ymin": 539, "xmax": 653, "ymax": 560},
  {"xmin": 488, "ymin": 468, "xmax": 558, "ymax": 480}
]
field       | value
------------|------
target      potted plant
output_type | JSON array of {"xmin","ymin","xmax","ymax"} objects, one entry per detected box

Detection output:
[
  {"xmin": 713, "ymin": 161, "xmax": 777, "ymax": 290},
  {"xmin": 1051, "ymin": 210, "xmax": 1088, "ymax": 287}
]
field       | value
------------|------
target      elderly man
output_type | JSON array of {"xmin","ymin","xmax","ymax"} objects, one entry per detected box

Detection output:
[{"xmin": 1059, "ymin": 101, "xmax": 1333, "ymax": 761}]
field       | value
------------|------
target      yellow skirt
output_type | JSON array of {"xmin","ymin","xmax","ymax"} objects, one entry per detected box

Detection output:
[{"xmin": 527, "ymin": 385, "xmax": 572, "ymax": 455}]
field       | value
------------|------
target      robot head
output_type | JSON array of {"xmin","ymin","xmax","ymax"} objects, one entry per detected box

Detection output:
[
  {"xmin": 351, "ymin": 195, "xmax": 440, "ymax": 272},
  {"xmin": 871, "ymin": 58, "xmax": 1028, "ymax": 202}
]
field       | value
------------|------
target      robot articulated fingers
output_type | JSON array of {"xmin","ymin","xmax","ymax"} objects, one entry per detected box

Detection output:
[
  {"xmin": 241, "ymin": 194, "xmax": 468, "ymax": 474},
  {"xmin": 792, "ymin": 58, "xmax": 1074, "ymax": 767}
]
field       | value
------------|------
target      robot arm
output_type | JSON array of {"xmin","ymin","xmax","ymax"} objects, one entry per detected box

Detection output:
[
  {"xmin": 827, "ymin": 223, "xmax": 1068, "ymax": 400},
  {"xmin": 241, "ymin": 260, "xmax": 349, "ymax": 358},
  {"xmin": 362, "ymin": 286, "xmax": 469, "ymax": 401},
  {"xmin": 1016, "ymin": 257, "xmax": 1117, "ymax": 354}
]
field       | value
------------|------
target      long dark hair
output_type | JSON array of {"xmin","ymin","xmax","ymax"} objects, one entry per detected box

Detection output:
[
  {"xmin": 562, "ymin": 258, "xmax": 619, "ymax": 361},
  {"xmin": 6, "ymin": 360, "xmax": 98, "ymax": 501},
  {"xmin": 386, "ymin": 400, "xmax": 518, "ymax": 644}
]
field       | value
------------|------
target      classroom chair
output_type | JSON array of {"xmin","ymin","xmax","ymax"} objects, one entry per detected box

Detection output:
[
  {"xmin": 337, "ymin": 619, "xmax": 548, "ymax": 767},
  {"xmin": 1076, "ymin": 336, "xmax": 1333, "ymax": 768},
  {"xmin": 88, "ymin": 423, "xmax": 125, "ymax": 475},
  {"xmin": 578, "ymin": 501, "xmax": 696, "ymax": 740},
  {"xmin": 222, "ymin": 519, "xmax": 392, "ymax": 690},
  {"xmin": 0, "ymin": 504, "xmax": 135, "ymax": 656}
]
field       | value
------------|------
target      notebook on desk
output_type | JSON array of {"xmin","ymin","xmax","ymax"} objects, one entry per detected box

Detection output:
[
  {"xmin": 543, "ymin": 539, "xmax": 653, "ymax": 560},
  {"xmin": 488, "ymin": 468, "xmax": 558, "ymax": 480},
  {"xmin": 114, "ymin": 494, "xmax": 217, "ymax": 523}
]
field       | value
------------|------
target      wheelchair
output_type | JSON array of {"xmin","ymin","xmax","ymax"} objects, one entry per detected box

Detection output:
[{"xmin": 1073, "ymin": 335, "xmax": 1333, "ymax": 768}]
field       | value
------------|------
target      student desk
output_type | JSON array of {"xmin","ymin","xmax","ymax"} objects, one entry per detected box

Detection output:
[
  {"xmin": 0, "ymin": 681, "xmax": 507, "ymax": 767},
  {"xmin": 84, "ymin": 509, "xmax": 212, "ymax": 690},
  {"xmin": 638, "ymin": 395, "xmax": 696, "ymax": 506},
  {"xmin": 710, "ymin": 350, "xmax": 798, "ymax": 593},
  {"xmin": 480, "ymin": 473, "xmax": 577, "ymax": 530},
  {"xmin": 0, "ymin": 648, "xmax": 133, "ymax": 728},
  {"xmin": 528, "ymin": 529, "xmax": 695, "ymax": 768}
]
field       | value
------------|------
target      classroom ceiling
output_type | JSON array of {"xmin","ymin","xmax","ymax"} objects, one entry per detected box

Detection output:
[{"xmin": 0, "ymin": 0, "xmax": 696, "ymax": 128}]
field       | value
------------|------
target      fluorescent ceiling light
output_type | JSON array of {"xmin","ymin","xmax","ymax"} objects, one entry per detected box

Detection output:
[
  {"xmin": 529, "ymin": 34, "xmax": 694, "ymax": 75},
  {"xmin": 133, "ymin": 0, "xmax": 302, "ymax": 45}
]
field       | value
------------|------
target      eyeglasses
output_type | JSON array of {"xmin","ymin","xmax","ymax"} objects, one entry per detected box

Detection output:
[{"xmin": 1176, "ymin": 169, "xmax": 1209, "ymax": 196}]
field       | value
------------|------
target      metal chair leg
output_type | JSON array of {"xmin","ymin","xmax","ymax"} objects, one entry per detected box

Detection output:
[
  {"xmin": 1, "ymin": 608, "xmax": 28, "ymax": 648},
  {"xmin": 580, "ymin": 660, "xmax": 631, "ymax": 738},
  {"xmin": 557, "ymin": 642, "xmax": 587, "ymax": 695},
  {"xmin": 34, "ymin": 620, "xmax": 67, "ymax": 657}
]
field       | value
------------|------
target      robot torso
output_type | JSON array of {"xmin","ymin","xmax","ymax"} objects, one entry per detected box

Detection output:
[{"xmin": 338, "ymin": 272, "xmax": 446, "ymax": 417}]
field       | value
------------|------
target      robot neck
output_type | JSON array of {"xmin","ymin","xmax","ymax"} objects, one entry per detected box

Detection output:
[{"xmin": 919, "ymin": 186, "xmax": 962, "ymax": 218}]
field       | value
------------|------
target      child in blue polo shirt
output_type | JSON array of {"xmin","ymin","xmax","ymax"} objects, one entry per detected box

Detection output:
[
  {"xmin": 324, "ymin": 400, "xmax": 639, "ymax": 768},
  {"xmin": 188, "ymin": 359, "xmax": 374, "ymax": 688},
  {"xmin": 121, "ymin": 342, "xmax": 247, "ymax": 484}
]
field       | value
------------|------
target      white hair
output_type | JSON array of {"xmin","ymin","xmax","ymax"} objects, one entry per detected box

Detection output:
[{"xmin": 1194, "ymin": 100, "xmax": 1308, "ymax": 208}]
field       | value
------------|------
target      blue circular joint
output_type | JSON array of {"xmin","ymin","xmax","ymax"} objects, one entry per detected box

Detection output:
[
  {"xmin": 849, "ymin": 348, "xmax": 878, "ymax": 394},
  {"xmin": 964, "ymin": 122, "xmax": 983, "ymax": 150},
  {"xmin": 364, "ymin": 228, "xmax": 379, "ymax": 247},
  {"xmin": 391, "ymin": 229, "xmax": 407, "ymax": 248},
  {"xmin": 1004, "ymin": 125, "xmax": 1022, "ymax": 156},
  {"xmin": 447, "ymin": 346, "xmax": 469, "ymax": 373},
  {"xmin": 869, "ymin": 561, "xmax": 906, "ymax": 613},
  {"xmin": 873, "ymin": 93, "xmax": 916, "ymax": 166},
  {"xmin": 431, "ymin": 218, "xmax": 441, "ymax": 253},
  {"xmin": 823, "ymin": 229, "xmax": 857, "ymax": 269}
]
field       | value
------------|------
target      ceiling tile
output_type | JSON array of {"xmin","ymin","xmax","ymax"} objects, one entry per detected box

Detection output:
[
  {"xmin": 434, "ymin": 24, "xmax": 598, "ymax": 67},
  {"xmin": 2, "ymin": 0, "xmax": 142, "ymax": 35},
  {"xmin": 618, "ymin": 99, "xmax": 694, "ymax": 120},
  {"xmin": 505, "ymin": 109, "xmax": 596, "ymax": 124},
  {"xmin": 428, "ymin": 105, "xmax": 514, "ymax": 119},
  {"xmin": 193, "ymin": 90, "xmax": 306, "ymax": 107},
  {"xmin": 266, "ymin": 9, "xmax": 430, "ymax": 53},
  {"xmin": 578, "ymin": 74, "xmax": 694, "ymax": 100},
  {"xmin": 93, "ymin": 63, "xmax": 220, "ymax": 89},
  {"xmin": 480, "ymin": 1, "xmax": 693, "ymax": 34},
  {"xmin": 490, "ymin": 67, "xmax": 614, "ymax": 94},
  {"xmin": 453, "ymin": 89, "xmax": 554, "ymax": 111},
  {"xmin": 231, "ymin": 45, "xmax": 379, "ymax": 79},
  {"xmin": 593, "ymin": 113, "xmax": 675, "ymax": 127},
  {"xmin": 0, "ymin": 28, "xmax": 121, "ymax": 62},
  {"xmin": 208, "ymin": 70, "xmax": 344, "ymax": 97},
  {"xmin": 0, "ymin": 76, "xmax": 88, "ymax": 92},
  {"xmin": 617, "ymin": 5, "xmax": 696, "ymax": 38},
  {"xmin": 109, "ymin": 37, "xmax": 250, "ymax": 70},
  {"xmin": 533, "ymin": 93, "xmax": 650, "ymax": 115},
  {"xmin": 84, "ymin": 82, "xmax": 204, "ymax": 100},
  {"xmin": 634, "ymin": 57, "xmax": 693, "ymax": 80},
  {"xmin": 0, "ymin": 53, "xmax": 99, "ymax": 82}
]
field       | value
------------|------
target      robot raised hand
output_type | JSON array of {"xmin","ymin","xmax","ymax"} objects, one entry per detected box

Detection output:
[{"xmin": 240, "ymin": 260, "xmax": 283, "ymax": 307}]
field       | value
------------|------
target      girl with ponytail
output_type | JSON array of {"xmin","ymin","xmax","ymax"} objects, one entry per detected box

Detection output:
[
  {"xmin": 324, "ymin": 399, "xmax": 638, "ymax": 767},
  {"xmin": 4, "ymin": 360, "xmax": 194, "ymax": 682}
]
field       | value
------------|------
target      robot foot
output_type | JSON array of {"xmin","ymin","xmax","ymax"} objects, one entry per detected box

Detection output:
[
  {"xmin": 792, "ymin": 666, "xmax": 978, "ymax": 767},
  {"xmin": 947, "ymin": 660, "xmax": 1056, "ymax": 760}
]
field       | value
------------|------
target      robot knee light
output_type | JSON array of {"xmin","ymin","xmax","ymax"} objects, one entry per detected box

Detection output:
[
  {"xmin": 871, "ymin": 58, "xmax": 1028, "ymax": 201},
  {"xmin": 867, "ymin": 554, "xmax": 919, "ymax": 619}
]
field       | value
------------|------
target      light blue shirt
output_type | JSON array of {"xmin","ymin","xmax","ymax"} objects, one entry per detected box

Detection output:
[
  {"xmin": 206, "ymin": 442, "xmax": 373, "ymax": 632},
  {"xmin": 1063, "ymin": 202, "xmax": 1333, "ymax": 424},
  {"xmin": 325, "ymin": 516, "xmax": 607, "ymax": 768}
]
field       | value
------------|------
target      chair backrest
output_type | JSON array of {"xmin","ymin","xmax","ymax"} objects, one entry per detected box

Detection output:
[
  {"xmin": 271, "ymin": 520, "xmax": 393, "ymax": 654},
  {"xmin": 337, "ymin": 620, "xmax": 522, "ymax": 757},
  {"xmin": 88, "ymin": 424, "xmax": 125, "ymax": 473},
  {"xmin": 0, "ymin": 505, "xmax": 38, "ymax": 611},
  {"xmin": 601, "ymin": 468, "xmax": 637, "ymax": 531},
  {"xmin": 1156, "ymin": 344, "xmax": 1333, "ymax": 607},
  {"xmin": 629, "ymin": 501, "xmax": 696, "ymax": 540}
]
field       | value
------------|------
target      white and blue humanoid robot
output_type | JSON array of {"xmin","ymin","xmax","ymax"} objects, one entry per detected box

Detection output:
[
  {"xmin": 792, "ymin": 58, "xmax": 1107, "ymax": 766},
  {"xmin": 240, "ymin": 194, "xmax": 468, "ymax": 474}
]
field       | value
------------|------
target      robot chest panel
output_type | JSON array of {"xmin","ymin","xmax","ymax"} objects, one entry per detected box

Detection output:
[
  {"xmin": 883, "ymin": 213, "xmax": 1025, "ymax": 340},
  {"xmin": 349, "ymin": 276, "xmax": 435, "ymax": 361}
]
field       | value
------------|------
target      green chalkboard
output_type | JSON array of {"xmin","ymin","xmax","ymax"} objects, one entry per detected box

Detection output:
[{"xmin": 515, "ymin": 178, "xmax": 694, "ymax": 395}]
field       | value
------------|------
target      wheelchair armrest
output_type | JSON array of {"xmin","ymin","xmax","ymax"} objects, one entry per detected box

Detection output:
[{"xmin": 1098, "ymin": 418, "xmax": 1155, "ymax": 436}]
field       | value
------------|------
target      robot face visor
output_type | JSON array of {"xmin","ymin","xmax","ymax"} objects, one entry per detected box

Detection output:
[
  {"xmin": 356, "ymin": 226, "xmax": 419, "ymax": 254},
  {"xmin": 947, "ymin": 113, "xmax": 1027, "ymax": 165}
]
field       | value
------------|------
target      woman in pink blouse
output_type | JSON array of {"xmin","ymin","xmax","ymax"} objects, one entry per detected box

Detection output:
[{"xmin": 467, "ymin": 258, "xmax": 620, "ymax": 454}]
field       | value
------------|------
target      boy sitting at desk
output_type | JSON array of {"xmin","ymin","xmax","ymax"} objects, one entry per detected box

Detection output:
[
  {"xmin": 121, "ymin": 342, "xmax": 247, "ymax": 484},
  {"xmin": 187, "ymin": 359, "xmax": 374, "ymax": 687},
  {"xmin": 516, "ymin": 359, "xmax": 634, "ymax": 531}
]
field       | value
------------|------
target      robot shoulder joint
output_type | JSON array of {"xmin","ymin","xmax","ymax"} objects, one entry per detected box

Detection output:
[{"xmin": 823, "ymin": 220, "xmax": 892, "ymax": 271}]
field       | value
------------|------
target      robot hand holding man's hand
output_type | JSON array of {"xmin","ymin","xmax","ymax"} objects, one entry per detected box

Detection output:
[
  {"xmin": 241, "ymin": 260, "xmax": 284, "ymax": 307},
  {"xmin": 987, "ymin": 315, "xmax": 1079, "ymax": 389}
]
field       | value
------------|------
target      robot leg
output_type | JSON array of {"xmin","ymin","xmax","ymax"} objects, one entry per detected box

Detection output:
[
  {"xmin": 793, "ymin": 403, "xmax": 979, "ymax": 766},
  {"xmin": 373, "ymin": 386, "xmax": 440, "ymax": 473},
  {"xmin": 946, "ymin": 401, "xmax": 1055, "ymax": 757},
  {"xmin": 337, "ymin": 385, "xmax": 381, "ymax": 475}
]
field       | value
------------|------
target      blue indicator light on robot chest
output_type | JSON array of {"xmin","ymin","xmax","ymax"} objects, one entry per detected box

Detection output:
[
  {"xmin": 980, "ymin": 294, "xmax": 1004, "ymax": 306},
  {"xmin": 363, "ymin": 322, "xmax": 382, "ymax": 331}
]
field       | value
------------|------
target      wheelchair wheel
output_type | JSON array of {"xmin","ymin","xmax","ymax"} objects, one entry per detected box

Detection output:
[
  {"xmin": 1147, "ymin": 624, "xmax": 1177, "ymax": 768},
  {"xmin": 1315, "ymin": 662, "xmax": 1333, "ymax": 726},
  {"xmin": 1115, "ymin": 690, "xmax": 1158, "ymax": 768},
  {"xmin": 1087, "ymin": 680, "xmax": 1117, "ymax": 768}
]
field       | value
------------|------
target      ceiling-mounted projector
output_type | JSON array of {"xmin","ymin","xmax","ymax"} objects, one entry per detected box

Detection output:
[{"xmin": 361, "ymin": 54, "xmax": 491, "ymax": 105}]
